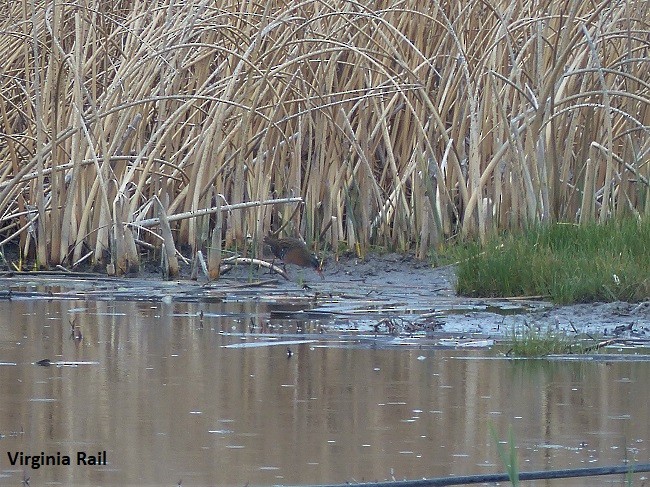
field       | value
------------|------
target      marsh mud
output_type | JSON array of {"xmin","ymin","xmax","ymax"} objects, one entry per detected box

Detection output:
[{"xmin": 1, "ymin": 253, "xmax": 648, "ymax": 346}]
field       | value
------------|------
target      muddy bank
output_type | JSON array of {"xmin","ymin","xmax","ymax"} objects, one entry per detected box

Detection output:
[
  {"xmin": 312, "ymin": 253, "xmax": 650, "ymax": 342},
  {"xmin": 0, "ymin": 253, "xmax": 648, "ymax": 343}
]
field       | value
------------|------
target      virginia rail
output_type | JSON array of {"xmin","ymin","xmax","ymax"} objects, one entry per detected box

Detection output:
[{"xmin": 263, "ymin": 236, "xmax": 323, "ymax": 278}]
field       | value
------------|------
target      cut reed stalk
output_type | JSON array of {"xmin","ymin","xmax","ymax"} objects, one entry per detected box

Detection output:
[
  {"xmin": 154, "ymin": 195, "xmax": 179, "ymax": 279},
  {"xmin": 207, "ymin": 193, "xmax": 222, "ymax": 280}
]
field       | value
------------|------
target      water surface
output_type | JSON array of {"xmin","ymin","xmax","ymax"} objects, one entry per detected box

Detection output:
[{"xmin": 0, "ymin": 299, "xmax": 647, "ymax": 486}]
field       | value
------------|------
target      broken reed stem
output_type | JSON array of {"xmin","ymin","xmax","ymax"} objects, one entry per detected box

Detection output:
[
  {"xmin": 225, "ymin": 257, "xmax": 289, "ymax": 280},
  {"xmin": 207, "ymin": 195, "xmax": 222, "ymax": 280},
  {"xmin": 154, "ymin": 196, "xmax": 180, "ymax": 279},
  {"xmin": 131, "ymin": 197, "xmax": 304, "ymax": 229}
]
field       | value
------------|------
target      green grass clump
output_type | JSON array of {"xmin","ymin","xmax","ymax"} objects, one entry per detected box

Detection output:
[
  {"xmin": 506, "ymin": 324, "xmax": 586, "ymax": 357},
  {"xmin": 454, "ymin": 218, "xmax": 650, "ymax": 304}
]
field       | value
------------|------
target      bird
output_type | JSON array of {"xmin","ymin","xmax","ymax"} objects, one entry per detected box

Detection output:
[{"xmin": 263, "ymin": 235, "xmax": 323, "ymax": 278}]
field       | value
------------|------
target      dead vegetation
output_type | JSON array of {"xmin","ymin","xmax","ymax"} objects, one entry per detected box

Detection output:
[{"xmin": 1, "ymin": 0, "xmax": 648, "ymax": 275}]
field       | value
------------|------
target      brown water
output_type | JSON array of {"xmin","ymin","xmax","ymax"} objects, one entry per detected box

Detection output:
[{"xmin": 0, "ymin": 298, "xmax": 648, "ymax": 487}]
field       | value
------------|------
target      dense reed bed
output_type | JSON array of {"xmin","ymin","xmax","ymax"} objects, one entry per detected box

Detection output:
[{"xmin": 1, "ymin": 0, "xmax": 648, "ymax": 273}]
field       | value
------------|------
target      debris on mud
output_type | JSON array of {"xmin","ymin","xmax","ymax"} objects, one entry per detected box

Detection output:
[{"xmin": 0, "ymin": 254, "xmax": 648, "ymax": 344}]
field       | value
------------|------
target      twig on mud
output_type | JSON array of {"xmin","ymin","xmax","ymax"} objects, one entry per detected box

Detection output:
[
  {"xmin": 225, "ymin": 257, "xmax": 289, "ymax": 280},
  {"xmin": 228, "ymin": 279, "xmax": 280, "ymax": 288},
  {"xmin": 581, "ymin": 339, "xmax": 620, "ymax": 353},
  {"xmin": 373, "ymin": 317, "xmax": 416, "ymax": 335},
  {"xmin": 199, "ymin": 257, "xmax": 289, "ymax": 283}
]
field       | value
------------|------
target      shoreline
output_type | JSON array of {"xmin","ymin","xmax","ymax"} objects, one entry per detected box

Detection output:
[{"xmin": 0, "ymin": 253, "xmax": 648, "ymax": 343}]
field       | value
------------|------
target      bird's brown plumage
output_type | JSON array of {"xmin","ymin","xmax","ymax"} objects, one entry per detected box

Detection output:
[{"xmin": 264, "ymin": 236, "xmax": 323, "ymax": 277}]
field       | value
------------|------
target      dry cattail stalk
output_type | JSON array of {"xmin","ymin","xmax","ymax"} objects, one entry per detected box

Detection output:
[{"xmin": 0, "ymin": 0, "xmax": 646, "ymax": 269}]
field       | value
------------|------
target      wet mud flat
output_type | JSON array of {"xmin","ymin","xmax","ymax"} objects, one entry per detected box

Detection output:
[{"xmin": 0, "ymin": 253, "xmax": 649, "ymax": 346}]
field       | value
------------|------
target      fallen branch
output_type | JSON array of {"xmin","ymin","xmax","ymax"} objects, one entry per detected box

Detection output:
[
  {"xmin": 221, "ymin": 256, "xmax": 289, "ymax": 280},
  {"xmin": 129, "ymin": 197, "xmax": 303, "ymax": 228}
]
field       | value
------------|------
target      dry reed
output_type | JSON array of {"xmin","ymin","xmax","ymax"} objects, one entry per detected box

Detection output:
[{"xmin": 0, "ymin": 0, "xmax": 648, "ymax": 271}]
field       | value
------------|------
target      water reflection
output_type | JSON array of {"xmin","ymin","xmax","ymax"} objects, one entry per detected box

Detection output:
[{"xmin": 0, "ymin": 299, "xmax": 647, "ymax": 486}]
